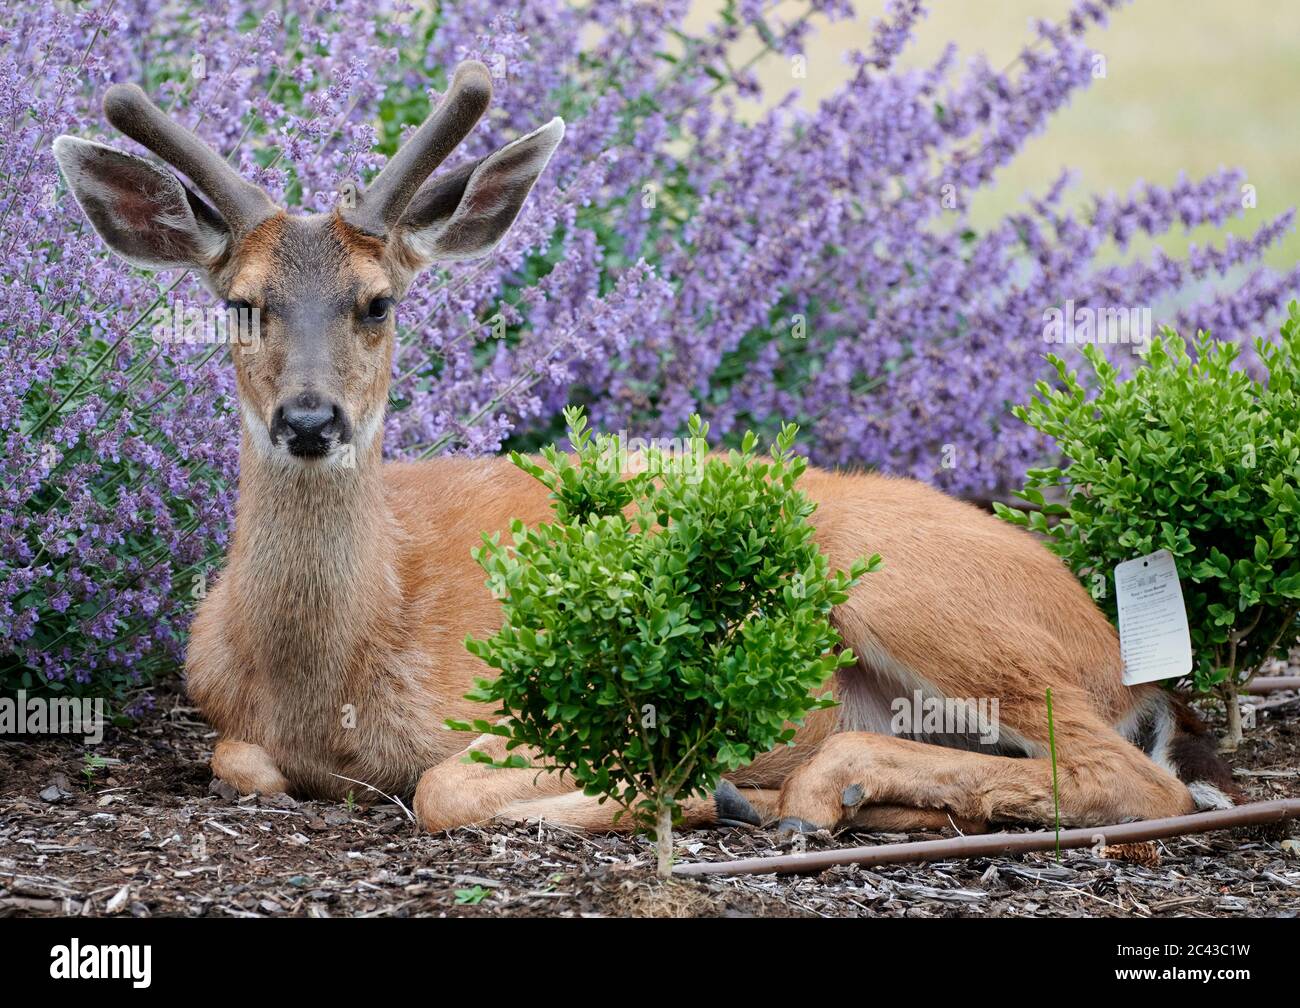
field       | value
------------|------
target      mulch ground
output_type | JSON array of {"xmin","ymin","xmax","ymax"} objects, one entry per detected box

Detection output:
[{"xmin": 2, "ymin": 668, "xmax": 1298, "ymax": 918}]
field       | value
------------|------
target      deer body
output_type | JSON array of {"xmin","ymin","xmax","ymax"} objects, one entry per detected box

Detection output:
[
  {"xmin": 190, "ymin": 436, "xmax": 1225, "ymax": 833},
  {"xmin": 57, "ymin": 62, "xmax": 1239, "ymax": 839}
]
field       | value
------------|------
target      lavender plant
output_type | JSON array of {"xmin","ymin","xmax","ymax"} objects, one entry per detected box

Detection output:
[{"xmin": 3, "ymin": 0, "xmax": 1297, "ymax": 701}]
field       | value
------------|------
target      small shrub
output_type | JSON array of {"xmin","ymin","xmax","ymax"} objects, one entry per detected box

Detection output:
[
  {"xmin": 452, "ymin": 408, "xmax": 876, "ymax": 875},
  {"xmin": 998, "ymin": 303, "xmax": 1300, "ymax": 747}
]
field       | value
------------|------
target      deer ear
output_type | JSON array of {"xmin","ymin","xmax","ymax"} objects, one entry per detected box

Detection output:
[
  {"xmin": 52, "ymin": 135, "xmax": 230, "ymax": 270},
  {"xmin": 396, "ymin": 117, "xmax": 564, "ymax": 266}
]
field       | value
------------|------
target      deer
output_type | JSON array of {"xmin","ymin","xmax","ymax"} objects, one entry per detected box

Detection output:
[{"xmin": 54, "ymin": 60, "xmax": 1241, "ymax": 842}]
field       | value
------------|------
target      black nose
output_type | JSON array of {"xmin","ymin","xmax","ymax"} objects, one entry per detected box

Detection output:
[{"xmin": 271, "ymin": 393, "xmax": 347, "ymax": 457}]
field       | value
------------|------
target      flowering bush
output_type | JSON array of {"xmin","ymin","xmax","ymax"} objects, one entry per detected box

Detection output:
[
  {"xmin": 998, "ymin": 304, "xmax": 1300, "ymax": 748},
  {"xmin": 3, "ymin": 0, "xmax": 1297, "ymax": 701}
]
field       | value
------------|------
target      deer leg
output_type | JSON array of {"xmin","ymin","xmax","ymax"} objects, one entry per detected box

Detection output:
[
  {"xmin": 775, "ymin": 702, "xmax": 1194, "ymax": 837},
  {"xmin": 730, "ymin": 787, "xmax": 783, "ymax": 825},
  {"xmin": 496, "ymin": 784, "xmax": 783, "ymax": 831},
  {"xmin": 414, "ymin": 734, "xmax": 761, "ymax": 833},
  {"xmin": 493, "ymin": 788, "xmax": 726, "ymax": 830},
  {"xmin": 413, "ymin": 734, "xmax": 570, "ymax": 831},
  {"xmin": 845, "ymin": 804, "xmax": 988, "ymax": 834},
  {"xmin": 211, "ymin": 739, "xmax": 289, "ymax": 795}
]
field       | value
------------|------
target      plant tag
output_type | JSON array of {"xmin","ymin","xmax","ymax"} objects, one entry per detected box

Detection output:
[{"xmin": 1115, "ymin": 549, "xmax": 1193, "ymax": 685}]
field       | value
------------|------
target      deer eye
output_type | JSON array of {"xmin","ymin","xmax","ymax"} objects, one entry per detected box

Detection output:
[{"xmin": 363, "ymin": 296, "xmax": 394, "ymax": 323}]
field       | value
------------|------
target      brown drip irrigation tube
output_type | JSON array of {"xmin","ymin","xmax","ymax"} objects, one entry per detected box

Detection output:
[
  {"xmin": 673, "ymin": 798, "xmax": 1300, "ymax": 877},
  {"xmin": 1246, "ymin": 676, "xmax": 1300, "ymax": 694}
]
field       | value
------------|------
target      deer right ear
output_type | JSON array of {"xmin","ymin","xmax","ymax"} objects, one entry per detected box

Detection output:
[
  {"xmin": 394, "ymin": 117, "xmax": 564, "ymax": 267},
  {"xmin": 52, "ymin": 136, "xmax": 230, "ymax": 270}
]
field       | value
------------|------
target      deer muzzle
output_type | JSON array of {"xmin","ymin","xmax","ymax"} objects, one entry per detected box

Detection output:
[{"xmin": 271, "ymin": 392, "xmax": 350, "ymax": 458}]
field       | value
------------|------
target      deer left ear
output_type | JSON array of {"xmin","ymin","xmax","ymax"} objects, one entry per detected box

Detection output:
[
  {"xmin": 395, "ymin": 117, "xmax": 564, "ymax": 266},
  {"xmin": 52, "ymin": 135, "xmax": 230, "ymax": 270}
]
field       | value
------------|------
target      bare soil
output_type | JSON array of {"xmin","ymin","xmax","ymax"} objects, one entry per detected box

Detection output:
[{"xmin": 2, "ymin": 674, "xmax": 1298, "ymax": 918}]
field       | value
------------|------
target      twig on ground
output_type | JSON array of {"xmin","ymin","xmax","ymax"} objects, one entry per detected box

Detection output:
[{"xmin": 329, "ymin": 773, "xmax": 416, "ymax": 821}]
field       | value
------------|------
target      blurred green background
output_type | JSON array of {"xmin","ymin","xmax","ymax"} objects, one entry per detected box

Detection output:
[{"xmin": 686, "ymin": 0, "xmax": 1300, "ymax": 273}]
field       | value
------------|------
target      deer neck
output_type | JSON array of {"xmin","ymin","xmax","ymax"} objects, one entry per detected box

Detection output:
[{"xmin": 228, "ymin": 412, "xmax": 398, "ymax": 681}]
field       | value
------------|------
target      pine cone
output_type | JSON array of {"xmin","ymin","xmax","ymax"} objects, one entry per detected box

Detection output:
[{"xmin": 1100, "ymin": 841, "xmax": 1161, "ymax": 868}]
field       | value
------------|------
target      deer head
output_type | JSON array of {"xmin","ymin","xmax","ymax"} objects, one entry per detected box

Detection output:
[{"xmin": 54, "ymin": 62, "xmax": 563, "ymax": 465}]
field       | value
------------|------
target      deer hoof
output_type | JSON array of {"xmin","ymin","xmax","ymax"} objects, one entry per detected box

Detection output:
[
  {"xmin": 714, "ymin": 779, "xmax": 762, "ymax": 828},
  {"xmin": 774, "ymin": 816, "xmax": 825, "ymax": 841},
  {"xmin": 841, "ymin": 783, "xmax": 865, "ymax": 808}
]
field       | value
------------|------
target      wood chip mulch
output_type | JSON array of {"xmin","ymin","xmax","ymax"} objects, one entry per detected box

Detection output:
[{"xmin": 2, "ymin": 665, "xmax": 1298, "ymax": 918}]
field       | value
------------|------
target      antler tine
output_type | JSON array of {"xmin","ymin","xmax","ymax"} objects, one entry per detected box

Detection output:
[
  {"xmin": 103, "ymin": 83, "xmax": 275, "ymax": 236},
  {"xmin": 342, "ymin": 60, "xmax": 493, "ymax": 238}
]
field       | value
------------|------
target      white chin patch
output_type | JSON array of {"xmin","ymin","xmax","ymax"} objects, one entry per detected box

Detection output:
[
  {"xmin": 352, "ymin": 407, "xmax": 383, "ymax": 453},
  {"xmin": 241, "ymin": 402, "xmax": 279, "ymax": 460}
]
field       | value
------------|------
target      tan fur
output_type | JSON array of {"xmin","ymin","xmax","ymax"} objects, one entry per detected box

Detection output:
[
  {"xmin": 189, "ymin": 434, "xmax": 1197, "ymax": 833},
  {"xmin": 211, "ymin": 740, "xmax": 289, "ymax": 795}
]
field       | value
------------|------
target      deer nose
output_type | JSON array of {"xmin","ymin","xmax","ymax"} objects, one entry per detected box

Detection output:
[{"xmin": 272, "ymin": 393, "xmax": 346, "ymax": 457}]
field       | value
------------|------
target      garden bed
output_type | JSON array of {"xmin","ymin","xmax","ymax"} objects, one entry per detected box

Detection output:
[{"xmin": 2, "ymin": 674, "xmax": 1298, "ymax": 919}]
